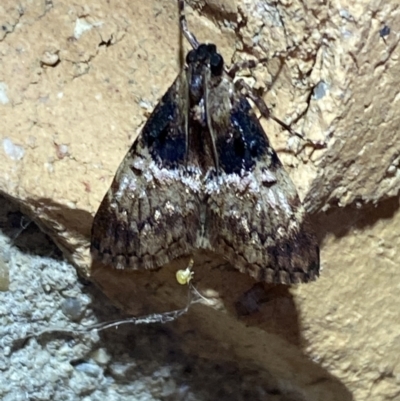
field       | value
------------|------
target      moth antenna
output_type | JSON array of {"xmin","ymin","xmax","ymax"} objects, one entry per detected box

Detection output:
[
  {"xmin": 204, "ymin": 75, "xmax": 220, "ymax": 175},
  {"xmin": 178, "ymin": 0, "xmax": 199, "ymax": 49}
]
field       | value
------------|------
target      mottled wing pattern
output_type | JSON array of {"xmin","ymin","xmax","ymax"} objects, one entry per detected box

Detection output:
[
  {"xmin": 91, "ymin": 74, "xmax": 201, "ymax": 270},
  {"xmin": 204, "ymin": 78, "xmax": 319, "ymax": 284},
  {"xmin": 91, "ymin": 41, "xmax": 320, "ymax": 284}
]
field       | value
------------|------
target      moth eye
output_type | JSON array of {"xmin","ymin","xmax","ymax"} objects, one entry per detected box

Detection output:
[
  {"xmin": 186, "ymin": 49, "xmax": 197, "ymax": 64},
  {"xmin": 196, "ymin": 44, "xmax": 209, "ymax": 61},
  {"xmin": 210, "ymin": 53, "xmax": 224, "ymax": 76}
]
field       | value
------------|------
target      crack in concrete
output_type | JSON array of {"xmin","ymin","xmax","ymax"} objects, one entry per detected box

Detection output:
[{"xmin": 0, "ymin": 5, "xmax": 24, "ymax": 42}]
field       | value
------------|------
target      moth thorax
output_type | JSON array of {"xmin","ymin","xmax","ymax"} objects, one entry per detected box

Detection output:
[
  {"xmin": 186, "ymin": 43, "xmax": 224, "ymax": 106},
  {"xmin": 188, "ymin": 68, "xmax": 205, "ymax": 105},
  {"xmin": 191, "ymin": 103, "xmax": 206, "ymax": 126}
]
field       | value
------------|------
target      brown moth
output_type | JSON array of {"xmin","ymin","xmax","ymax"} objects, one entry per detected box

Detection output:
[{"xmin": 90, "ymin": 0, "xmax": 320, "ymax": 284}]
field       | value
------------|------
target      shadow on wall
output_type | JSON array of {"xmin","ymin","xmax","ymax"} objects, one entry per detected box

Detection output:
[
  {"xmin": 311, "ymin": 196, "xmax": 400, "ymax": 244},
  {"xmin": 0, "ymin": 193, "xmax": 356, "ymax": 401}
]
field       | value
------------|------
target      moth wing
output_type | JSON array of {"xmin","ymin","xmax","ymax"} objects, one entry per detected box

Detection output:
[
  {"xmin": 205, "ymin": 87, "xmax": 319, "ymax": 284},
  {"xmin": 91, "ymin": 74, "xmax": 201, "ymax": 270}
]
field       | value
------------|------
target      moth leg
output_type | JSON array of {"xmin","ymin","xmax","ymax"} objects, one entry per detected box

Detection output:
[
  {"xmin": 234, "ymin": 78, "xmax": 326, "ymax": 153},
  {"xmin": 227, "ymin": 54, "xmax": 296, "ymax": 130},
  {"xmin": 227, "ymin": 58, "xmax": 269, "ymax": 79},
  {"xmin": 178, "ymin": 0, "xmax": 199, "ymax": 49},
  {"xmin": 227, "ymin": 47, "xmax": 290, "ymax": 78}
]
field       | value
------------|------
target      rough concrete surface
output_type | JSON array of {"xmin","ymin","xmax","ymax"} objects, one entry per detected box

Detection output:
[{"xmin": 0, "ymin": 0, "xmax": 400, "ymax": 400}]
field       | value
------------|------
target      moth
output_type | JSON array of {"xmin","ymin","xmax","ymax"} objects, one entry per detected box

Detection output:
[{"xmin": 90, "ymin": 0, "xmax": 320, "ymax": 285}]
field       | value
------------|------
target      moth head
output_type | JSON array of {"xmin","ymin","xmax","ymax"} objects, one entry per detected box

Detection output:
[
  {"xmin": 186, "ymin": 43, "xmax": 224, "ymax": 76},
  {"xmin": 186, "ymin": 44, "xmax": 224, "ymax": 104}
]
